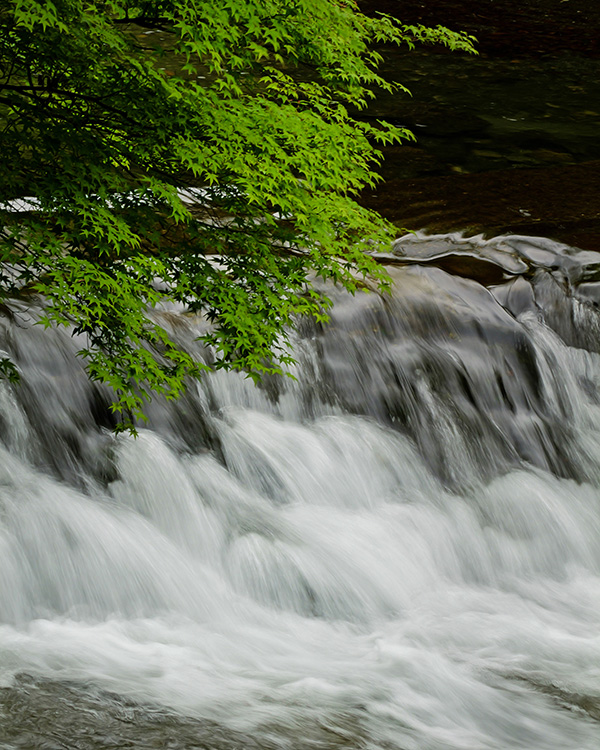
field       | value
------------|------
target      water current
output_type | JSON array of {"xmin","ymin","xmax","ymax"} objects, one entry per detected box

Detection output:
[{"xmin": 0, "ymin": 234, "xmax": 599, "ymax": 749}]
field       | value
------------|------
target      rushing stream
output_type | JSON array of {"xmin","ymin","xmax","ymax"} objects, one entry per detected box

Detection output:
[{"xmin": 1, "ymin": 234, "xmax": 599, "ymax": 749}]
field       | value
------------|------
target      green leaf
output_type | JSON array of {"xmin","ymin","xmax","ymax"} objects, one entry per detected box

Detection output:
[{"xmin": 0, "ymin": 0, "xmax": 475, "ymax": 431}]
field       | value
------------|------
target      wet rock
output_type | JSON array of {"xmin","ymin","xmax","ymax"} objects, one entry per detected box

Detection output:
[
  {"xmin": 391, "ymin": 232, "xmax": 529, "ymax": 284},
  {"xmin": 389, "ymin": 233, "xmax": 600, "ymax": 356},
  {"xmin": 571, "ymin": 250, "xmax": 600, "ymax": 281},
  {"xmin": 303, "ymin": 260, "xmax": 598, "ymax": 488},
  {"xmin": 414, "ymin": 252, "xmax": 507, "ymax": 285},
  {"xmin": 509, "ymin": 673, "xmax": 600, "ymax": 723},
  {"xmin": 391, "ymin": 232, "xmax": 600, "ymax": 289},
  {"xmin": 0, "ymin": 676, "xmax": 273, "ymax": 750},
  {"xmin": 501, "ymin": 239, "xmax": 562, "ymax": 269},
  {"xmin": 575, "ymin": 282, "xmax": 600, "ymax": 306},
  {"xmin": 490, "ymin": 276, "xmax": 537, "ymax": 317}
]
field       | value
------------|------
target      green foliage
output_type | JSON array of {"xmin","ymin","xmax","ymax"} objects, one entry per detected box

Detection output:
[{"xmin": 0, "ymin": 0, "xmax": 475, "ymax": 428}]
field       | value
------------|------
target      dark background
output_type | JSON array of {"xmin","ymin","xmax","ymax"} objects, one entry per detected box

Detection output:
[{"xmin": 358, "ymin": 0, "xmax": 600, "ymax": 248}]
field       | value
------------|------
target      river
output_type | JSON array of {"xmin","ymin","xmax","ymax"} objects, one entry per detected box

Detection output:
[{"xmin": 1, "ymin": 234, "xmax": 599, "ymax": 749}]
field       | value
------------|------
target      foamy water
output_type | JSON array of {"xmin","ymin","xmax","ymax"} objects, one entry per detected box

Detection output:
[{"xmin": 1, "ymin": 238, "xmax": 599, "ymax": 748}]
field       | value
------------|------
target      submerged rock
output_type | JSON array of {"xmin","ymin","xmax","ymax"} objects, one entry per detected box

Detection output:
[{"xmin": 0, "ymin": 675, "xmax": 272, "ymax": 750}]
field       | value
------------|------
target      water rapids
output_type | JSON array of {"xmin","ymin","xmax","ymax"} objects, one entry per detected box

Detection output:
[{"xmin": 0, "ymin": 234, "xmax": 599, "ymax": 749}]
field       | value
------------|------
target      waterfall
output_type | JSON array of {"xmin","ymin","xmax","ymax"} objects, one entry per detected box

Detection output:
[{"xmin": 0, "ymin": 234, "xmax": 599, "ymax": 749}]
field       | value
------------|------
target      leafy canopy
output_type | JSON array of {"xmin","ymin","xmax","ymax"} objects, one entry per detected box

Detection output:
[{"xmin": 0, "ymin": 0, "xmax": 474, "ymax": 429}]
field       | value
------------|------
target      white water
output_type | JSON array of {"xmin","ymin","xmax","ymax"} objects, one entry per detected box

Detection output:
[{"xmin": 1, "ymin": 255, "xmax": 600, "ymax": 748}]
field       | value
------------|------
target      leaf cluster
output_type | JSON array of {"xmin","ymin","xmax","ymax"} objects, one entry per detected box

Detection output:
[{"xmin": 0, "ymin": 0, "xmax": 475, "ymax": 428}]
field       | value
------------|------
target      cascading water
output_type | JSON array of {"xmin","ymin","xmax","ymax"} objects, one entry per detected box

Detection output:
[{"xmin": 0, "ymin": 234, "xmax": 599, "ymax": 750}]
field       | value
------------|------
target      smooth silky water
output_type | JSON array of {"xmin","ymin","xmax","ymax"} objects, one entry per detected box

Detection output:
[{"xmin": 0, "ymin": 235, "xmax": 599, "ymax": 749}]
